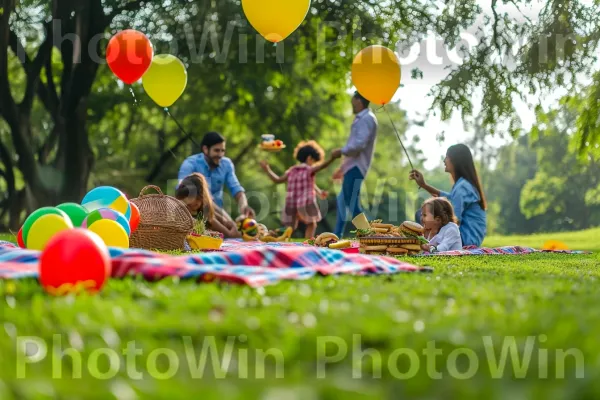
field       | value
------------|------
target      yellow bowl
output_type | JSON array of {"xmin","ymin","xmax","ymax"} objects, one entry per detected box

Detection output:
[{"xmin": 186, "ymin": 235, "xmax": 223, "ymax": 250}]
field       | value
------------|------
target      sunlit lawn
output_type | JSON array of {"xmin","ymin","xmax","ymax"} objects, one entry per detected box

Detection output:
[{"xmin": 0, "ymin": 229, "xmax": 598, "ymax": 399}]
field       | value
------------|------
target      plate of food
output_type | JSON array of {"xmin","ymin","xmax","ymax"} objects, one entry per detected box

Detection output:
[
  {"xmin": 260, "ymin": 134, "xmax": 286, "ymax": 152},
  {"xmin": 186, "ymin": 217, "xmax": 224, "ymax": 250},
  {"xmin": 351, "ymin": 214, "xmax": 428, "ymax": 256},
  {"xmin": 304, "ymin": 233, "xmax": 355, "ymax": 252}
]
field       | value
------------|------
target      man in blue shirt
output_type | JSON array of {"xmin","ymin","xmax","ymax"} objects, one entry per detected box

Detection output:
[{"xmin": 178, "ymin": 132, "xmax": 255, "ymax": 231}]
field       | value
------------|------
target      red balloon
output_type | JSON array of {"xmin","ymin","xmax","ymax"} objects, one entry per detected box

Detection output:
[
  {"xmin": 16, "ymin": 228, "xmax": 24, "ymax": 248},
  {"xmin": 39, "ymin": 229, "xmax": 111, "ymax": 295},
  {"xmin": 106, "ymin": 29, "xmax": 153, "ymax": 85},
  {"xmin": 129, "ymin": 202, "xmax": 140, "ymax": 233}
]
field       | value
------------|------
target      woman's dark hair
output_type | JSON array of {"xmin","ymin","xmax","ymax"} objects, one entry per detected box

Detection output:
[
  {"xmin": 423, "ymin": 197, "xmax": 458, "ymax": 226},
  {"xmin": 200, "ymin": 131, "xmax": 225, "ymax": 150},
  {"xmin": 446, "ymin": 144, "xmax": 487, "ymax": 210},
  {"xmin": 175, "ymin": 173, "xmax": 214, "ymax": 220},
  {"xmin": 293, "ymin": 140, "xmax": 325, "ymax": 164}
]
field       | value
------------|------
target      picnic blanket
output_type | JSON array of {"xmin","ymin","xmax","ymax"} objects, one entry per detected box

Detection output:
[
  {"xmin": 0, "ymin": 241, "xmax": 427, "ymax": 287},
  {"xmin": 420, "ymin": 245, "xmax": 590, "ymax": 256}
]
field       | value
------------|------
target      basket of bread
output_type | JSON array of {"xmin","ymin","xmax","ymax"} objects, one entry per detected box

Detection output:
[{"xmin": 351, "ymin": 213, "xmax": 428, "ymax": 256}]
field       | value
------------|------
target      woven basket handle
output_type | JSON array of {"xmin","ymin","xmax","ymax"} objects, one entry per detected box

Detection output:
[{"xmin": 139, "ymin": 185, "xmax": 164, "ymax": 197}]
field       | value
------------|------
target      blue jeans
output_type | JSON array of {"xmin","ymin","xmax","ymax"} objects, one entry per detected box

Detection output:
[{"xmin": 335, "ymin": 167, "xmax": 364, "ymax": 237}]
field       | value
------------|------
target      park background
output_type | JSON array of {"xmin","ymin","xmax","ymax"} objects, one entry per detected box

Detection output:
[
  {"xmin": 3, "ymin": 1, "xmax": 600, "ymax": 399},
  {"xmin": 0, "ymin": 0, "xmax": 599, "ymax": 238}
]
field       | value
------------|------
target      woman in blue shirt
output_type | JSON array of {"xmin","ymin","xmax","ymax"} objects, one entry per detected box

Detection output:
[{"xmin": 409, "ymin": 144, "xmax": 487, "ymax": 247}]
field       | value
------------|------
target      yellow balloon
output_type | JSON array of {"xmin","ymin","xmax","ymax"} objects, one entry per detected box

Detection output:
[
  {"xmin": 142, "ymin": 54, "xmax": 187, "ymax": 107},
  {"xmin": 88, "ymin": 219, "xmax": 129, "ymax": 249},
  {"xmin": 27, "ymin": 214, "xmax": 73, "ymax": 251},
  {"xmin": 242, "ymin": 0, "xmax": 311, "ymax": 43},
  {"xmin": 351, "ymin": 45, "xmax": 401, "ymax": 106}
]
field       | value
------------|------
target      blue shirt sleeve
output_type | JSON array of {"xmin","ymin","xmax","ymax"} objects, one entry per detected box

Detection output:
[
  {"xmin": 342, "ymin": 115, "xmax": 376, "ymax": 157},
  {"xmin": 225, "ymin": 160, "xmax": 244, "ymax": 197},
  {"xmin": 178, "ymin": 158, "xmax": 196, "ymax": 181},
  {"xmin": 450, "ymin": 181, "xmax": 480, "ymax": 224}
]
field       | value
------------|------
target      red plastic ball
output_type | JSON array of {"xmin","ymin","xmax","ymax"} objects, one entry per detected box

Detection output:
[
  {"xmin": 129, "ymin": 202, "xmax": 141, "ymax": 233},
  {"xmin": 39, "ymin": 229, "xmax": 111, "ymax": 295},
  {"xmin": 16, "ymin": 227, "xmax": 24, "ymax": 248}
]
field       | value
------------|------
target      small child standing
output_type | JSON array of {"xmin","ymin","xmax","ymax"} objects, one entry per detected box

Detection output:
[
  {"xmin": 260, "ymin": 140, "xmax": 341, "ymax": 238},
  {"xmin": 420, "ymin": 197, "xmax": 463, "ymax": 252},
  {"xmin": 175, "ymin": 173, "xmax": 240, "ymax": 238}
]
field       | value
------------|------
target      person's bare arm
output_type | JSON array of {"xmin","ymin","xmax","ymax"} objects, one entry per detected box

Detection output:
[
  {"xmin": 311, "ymin": 153, "xmax": 341, "ymax": 175},
  {"xmin": 212, "ymin": 208, "xmax": 241, "ymax": 238},
  {"xmin": 260, "ymin": 161, "xmax": 288, "ymax": 184},
  {"xmin": 409, "ymin": 170, "xmax": 441, "ymax": 197}
]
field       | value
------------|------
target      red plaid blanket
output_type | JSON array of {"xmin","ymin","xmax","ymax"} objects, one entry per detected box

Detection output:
[{"xmin": 0, "ymin": 241, "xmax": 427, "ymax": 287}]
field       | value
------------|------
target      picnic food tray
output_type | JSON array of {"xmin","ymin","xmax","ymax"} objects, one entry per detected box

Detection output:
[{"xmin": 358, "ymin": 236, "xmax": 419, "ymax": 245}]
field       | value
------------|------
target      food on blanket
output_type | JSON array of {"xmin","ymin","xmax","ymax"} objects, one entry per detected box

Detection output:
[
  {"xmin": 386, "ymin": 247, "xmax": 409, "ymax": 255},
  {"xmin": 259, "ymin": 226, "xmax": 294, "ymax": 242},
  {"xmin": 352, "ymin": 228, "xmax": 375, "ymax": 237},
  {"xmin": 40, "ymin": 229, "xmax": 111, "ymax": 295},
  {"xmin": 399, "ymin": 243, "xmax": 421, "ymax": 251},
  {"xmin": 187, "ymin": 216, "xmax": 224, "ymax": 249},
  {"xmin": 399, "ymin": 221, "xmax": 424, "ymax": 238},
  {"xmin": 372, "ymin": 223, "xmax": 394, "ymax": 230},
  {"xmin": 361, "ymin": 245, "xmax": 388, "ymax": 255},
  {"xmin": 237, "ymin": 218, "xmax": 259, "ymax": 236},
  {"xmin": 257, "ymin": 224, "xmax": 268, "ymax": 238},
  {"xmin": 352, "ymin": 213, "xmax": 371, "ymax": 230},
  {"xmin": 315, "ymin": 232, "xmax": 339, "ymax": 247},
  {"xmin": 329, "ymin": 239, "xmax": 351, "ymax": 249}
]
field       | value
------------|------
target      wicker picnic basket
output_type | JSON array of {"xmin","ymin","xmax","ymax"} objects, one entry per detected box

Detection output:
[
  {"xmin": 358, "ymin": 236, "xmax": 421, "ymax": 255},
  {"xmin": 358, "ymin": 236, "xmax": 419, "ymax": 246},
  {"xmin": 129, "ymin": 185, "xmax": 195, "ymax": 251}
]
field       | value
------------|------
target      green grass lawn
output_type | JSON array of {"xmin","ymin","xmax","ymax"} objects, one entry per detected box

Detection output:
[{"xmin": 0, "ymin": 230, "xmax": 599, "ymax": 399}]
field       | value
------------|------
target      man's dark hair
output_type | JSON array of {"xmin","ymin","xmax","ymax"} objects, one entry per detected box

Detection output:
[
  {"xmin": 296, "ymin": 145, "xmax": 322, "ymax": 163},
  {"xmin": 200, "ymin": 131, "xmax": 225, "ymax": 150},
  {"xmin": 354, "ymin": 91, "xmax": 370, "ymax": 108}
]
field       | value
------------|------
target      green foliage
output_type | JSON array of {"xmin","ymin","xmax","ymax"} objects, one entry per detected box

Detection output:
[
  {"xmin": 520, "ymin": 173, "xmax": 567, "ymax": 218},
  {"xmin": 427, "ymin": 0, "xmax": 600, "ymax": 151},
  {"xmin": 486, "ymin": 95, "xmax": 600, "ymax": 234}
]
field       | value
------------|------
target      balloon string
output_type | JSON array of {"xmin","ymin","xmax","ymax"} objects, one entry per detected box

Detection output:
[
  {"xmin": 129, "ymin": 87, "xmax": 138, "ymax": 106},
  {"xmin": 383, "ymin": 105, "xmax": 414, "ymax": 171},
  {"xmin": 163, "ymin": 108, "xmax": 201, "ymax": 161},
  {"xmin": 164, "ymin": 108, "xmax": 200, "ymax": 148}
]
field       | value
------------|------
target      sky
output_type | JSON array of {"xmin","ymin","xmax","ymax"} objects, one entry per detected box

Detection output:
[{"xmin": 391, "ymin": 0, "xmax": 545, "ymax": 170}]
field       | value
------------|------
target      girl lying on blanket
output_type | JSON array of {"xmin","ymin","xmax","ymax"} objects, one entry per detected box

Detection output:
[
  {"xmin": 420, "ymin": 197, "xmax": 463, "ymax": 252},
  {"xmin": 175, "ymin": 173, "xmax": 239, "ymax": 238},
  {"xmin": 260, "ymin": 140, "xmax": 341, "ymax": 239}
]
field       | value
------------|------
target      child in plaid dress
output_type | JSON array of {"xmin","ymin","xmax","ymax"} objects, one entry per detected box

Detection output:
[{"xmin": 260, "ymin": 140, "xmax": 341, "ymax": 238}]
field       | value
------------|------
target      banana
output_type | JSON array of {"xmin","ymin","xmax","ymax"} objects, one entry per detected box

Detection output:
[
  {"xmin": 242, "ymin": 233, "xmax": 257, "ymax": 241},
  {"xmin": 277, "ymin": 227, "xmax": 293, "ymax": 241}
]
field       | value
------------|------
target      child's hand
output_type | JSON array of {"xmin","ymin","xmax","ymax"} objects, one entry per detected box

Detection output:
[
  {"xmin": 331, "ymin": 149, "xmax": 343, "ymax": 159},
  {"xmin": 421, "ymin": 243, "xmax": 431, "ymax": 252},
  {"xmin": 259, "ymin": 160, "xmax": 269, "ymax": 171}
]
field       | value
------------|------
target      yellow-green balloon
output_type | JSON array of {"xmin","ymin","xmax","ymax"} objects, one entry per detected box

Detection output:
[{"xmin": 142, "ymin": 54, "xmax": 187, "ymax": 107}]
